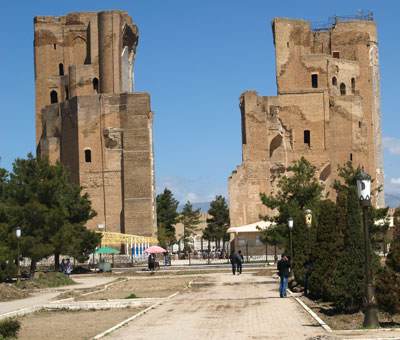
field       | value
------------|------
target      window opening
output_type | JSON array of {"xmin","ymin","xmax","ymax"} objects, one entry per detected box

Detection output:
[
  {"xmin": 351, "ymin": 78, "xmax": 355, "ymax": 94},
  {"xmin": 65, "ymin": 86, "xmax": 69, "ymax": 100},
  {"xmin": 311, "ymin": 74, "xmax": 318, "ymax": 88},
  {"xmin": 304, "ymin": 130, "xmax": 310, "ymax": 147},
  {"xmin": 85, "ymin": 149, "xmax": 91, "ymax": 163},
  {"xmin": 59, "ymin": 63, "xmax": 64, "ymax": 76},
  {"xmin": 54, "ymin": 43, "xmax": 56, "ymax": 50},
  {"xmin": 50, "ymin": 90, "xmax": 58, "ymax": 104},
  {"xmin": 93, "ymin": 78, "xmax": 99, "ymax": 93},
  {"xmin": 333, "ymin": 52, "xmax": 339, "ymax": 59},
  {"xmin": 350, "ymin": 153, "xmax": 353, "ymax": 161},
  {"xmin": 332, "ymin": 77, "xmax": 337, "ymax": 86},
  {"xmin": 340, "ymin": 83, "xmax": 346, "ymax": 96}
]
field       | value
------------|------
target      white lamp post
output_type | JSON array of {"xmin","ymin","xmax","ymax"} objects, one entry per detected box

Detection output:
[
  {"xmin": 356, "ymin": 170, "xmax": 380, "ymax": 328},
  {"xmin": 16, "ymin": 227, "xmax": 21, "ymax": 284},
  {"xmin": 288, "ymin": 217, "xmax": 294, "ymax": 278}
]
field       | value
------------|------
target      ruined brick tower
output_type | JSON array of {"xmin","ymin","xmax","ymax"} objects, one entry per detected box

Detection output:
[
  {"xmin": 34, "ymin": 10, "xmax": 156, "ymax": 236},
  {"xmin": 229, "ymin": 13, "xmax": 384, "ymax": 228}
]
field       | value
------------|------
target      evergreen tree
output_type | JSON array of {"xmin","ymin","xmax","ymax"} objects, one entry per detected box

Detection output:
[
  {"xmin": 156, "ymin": 188, "xmax": 179, "ymax": 248},
  {"xmin": 308, "ymin": 199, "xmax": 341, "ymax": 299},
  {"xmin": 260, "ymin": 157, "xmax": 325, "ymax": 282},
  {"xmin": 329, "ymin": 187, "xmax": 365, "ymax": 312},
  {"xmin": 376, "ymin": 207, "xmax": 400, "ymax": 314},
  {"xmin": 259, "ymin": 224, "xmax": 286, "ymax": 263},
  {"xmin": 179, "ymin": 201, "xmax": 201, "ymax": 250},
  {"xmin": 204, "ymin": 195, "xmax": 230, "ymax": 248},
  {"xmin": 6, "ymin": 154, "xmax": 99, "ymax": 277}
]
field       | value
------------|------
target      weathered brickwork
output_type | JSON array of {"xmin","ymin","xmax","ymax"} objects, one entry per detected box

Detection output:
[
  {"xmin": 229, "ymin": 16, "xmax": 385, "ymax": 228},
  {"xmin": 34, "ymin": 10, "xmax": 156, "ymax": 237}
]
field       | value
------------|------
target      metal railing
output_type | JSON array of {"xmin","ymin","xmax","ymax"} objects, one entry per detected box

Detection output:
[{"xmin": 311, "ymin": 10, "xmax": 374, "ymax": 32}]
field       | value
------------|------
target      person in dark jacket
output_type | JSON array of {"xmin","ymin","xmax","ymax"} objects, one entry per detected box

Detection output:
[
  {"xmin": 236, "ymin": 250, "xmax": 244, "ymax": 275},
  {"xmin": 229, "ymin": 250, "xmax": 238, "ymax": 275},
  {"xmin": 277, "ymin": 253, "xmax": 290, "ymax": 297}
]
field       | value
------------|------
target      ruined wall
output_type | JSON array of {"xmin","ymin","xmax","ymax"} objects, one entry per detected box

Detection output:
[
  {"xmin": 35, "ymin": 10, "xmax": 156, "ymax": 237},
  {"xmin": 229, "ymin": 15, "xmax": 385, "ymax": 228}
]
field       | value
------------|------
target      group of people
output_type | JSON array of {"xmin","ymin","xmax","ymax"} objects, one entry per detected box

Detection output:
[
  {"xmin": 60, "ymin": 258, "xmax": 72, "ymax": 278},
  {"xmin": 229, "ymin": 250, "xmax": 244, "ymax": 275},
  {"xmin": 277, "ymin": 253, "xmax": 313, "ymax": 297}
]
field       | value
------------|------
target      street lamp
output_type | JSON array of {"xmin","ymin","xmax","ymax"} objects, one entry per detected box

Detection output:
[
  {"xmin": 304, "ymin": 209, "xmax": 313, "ymax": 253},
  {"xmin": 288, "ymin": 217, "xmax": 294, "ymax": 278},
  {"xmin": 16, "ymin": 227, "xmax": 21, "ymax": 284},
  {"xmin": 356, "ymin": 170, "xmax": 380, "ymax": 328}
]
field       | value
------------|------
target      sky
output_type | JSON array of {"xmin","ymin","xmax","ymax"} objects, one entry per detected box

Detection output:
[{"xmin": 0, "ymin": 0, "xmax": 399, "ymax": 206}]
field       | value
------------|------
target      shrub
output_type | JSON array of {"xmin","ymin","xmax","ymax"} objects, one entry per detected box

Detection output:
[
  {"xmin": 124, "ymin": 293, "xmax": 138, "ymax": 299},
  {"xmin": 0, "ymin": 319, "xmax": 20, "ymax": 339}
]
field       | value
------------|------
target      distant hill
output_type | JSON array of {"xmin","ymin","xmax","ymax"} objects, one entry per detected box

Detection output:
[{"xmin": 386, "ymin": 193, "xmax": 400, "ymax": 209}]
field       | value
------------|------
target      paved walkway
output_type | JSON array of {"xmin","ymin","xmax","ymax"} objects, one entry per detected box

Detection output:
[
  {"xmin": 109, "ymin": 273, "xmax": 323, "ymax": 340},
  {"xmin": 0, "ymin": 276, "xmax": 115, "ymax": 317}
]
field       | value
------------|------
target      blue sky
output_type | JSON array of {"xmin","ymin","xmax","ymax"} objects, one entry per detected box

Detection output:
[{"xmin": 0, "ymin": 0, "xmax": 399, "ymax": 206}]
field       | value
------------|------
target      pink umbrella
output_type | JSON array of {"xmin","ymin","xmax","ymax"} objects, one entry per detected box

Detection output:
[{"xmin": 144, "ymin": 245, "xmax": 167, "ymax": 254}]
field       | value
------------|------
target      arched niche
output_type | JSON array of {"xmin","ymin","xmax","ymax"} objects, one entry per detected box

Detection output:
[
  {"xmin": 270, "ymin": 134, "xmax": 284, "ymax": 162},
  {"xmin": 319, "ymin": 164, "xmax": 331, "ymax": 182}
]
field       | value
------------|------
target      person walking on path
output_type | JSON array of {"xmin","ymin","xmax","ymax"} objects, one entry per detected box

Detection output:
[
  {"xmin": 236, "ymin": 250, "xmax": 244, "ymax": 275},
  {"xmin": 277, "ymin": 253, "xmax": 290, "ymax": 297},
  {"xmin": 229, "ymin": 250, "xmax": 238, "ymax": 275},
  {"xmin": 60, "ymin": 259, "xmax": 65, "ymax": 275},
  {"xmin": 148, "ymin": 254, "xmax": 155, "ymax": 271},
  {"xmin": 303, "ymin": 253, "xmax": 313, "ymax": 295},
  {"xmin": 65, "ymin": 259, "xmax": 71, "ymax": 278}
]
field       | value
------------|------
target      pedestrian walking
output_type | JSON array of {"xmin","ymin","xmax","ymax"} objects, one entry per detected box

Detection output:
[
  {"xmin": 148, "ymin": 254, "xmax": 155, "ymax": 271},
  {"xmin": 65, "ymin": 258, "xmax": 71, "ymax": 278},
  {"xmin": 229, "ymin": 250, "xmax": 238, "ymax": 275},
  {"xmin": 236, "ymin": 250, "xmax": 244, "ymax": 275},
  {"xmin": 303, "ymin": 253, "xmax": 313, "ymax": 295},
  {"xmin": 277, "ymin": 253, "xmax": 290, "ymax": 297},
  {"xmin": 60, "ymin": 259, "xmax": 66, "ymax": 275}
]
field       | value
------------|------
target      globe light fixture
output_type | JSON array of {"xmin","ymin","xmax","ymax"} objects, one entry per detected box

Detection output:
[{"xmin": 304, "ymin": 209, "xmax": 313, "ymax": 253}]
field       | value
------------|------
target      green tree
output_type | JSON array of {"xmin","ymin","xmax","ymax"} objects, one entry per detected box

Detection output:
[
  {"xmin": 328, "ymin": 185, "xmax": 365, "ymax": 312},
  {"xmin": 6, "ymin": 154, "xmax": 99, "ymax": 277},
  {"xmin": 376, "ymin": 207, "xmax": 400, "ymax": 314},
  {"xmin": 260, "ymin": 157, "xmax": 325, "ymax": 281},
  {"xmin": 308, "ymin": 199, "xmax": 340, "ymax": 299},
  {"xmin": 179, "ymin": 201, "xmax": 201, "ymax": 250},
  {"xmin": 156, "ymin": 188, "xmax": 179, "ymax": 248},
  {"xmin": 259, "ymin": 224, "xmax": 286, "ymax": 263},
  {"xmin": 205, "ymin": 195, "xmax": 230, "ymax": 249}
]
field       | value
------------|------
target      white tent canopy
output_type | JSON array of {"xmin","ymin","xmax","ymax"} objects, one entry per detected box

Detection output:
[{"xmin": 227, "ymin": 220, "xmax": 274, "ymax": 234}]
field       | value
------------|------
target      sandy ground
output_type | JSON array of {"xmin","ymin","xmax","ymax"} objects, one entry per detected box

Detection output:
[
  {"xmin": 76, "ymin": 277, "xmax": 194, "ymax": 300},
  {"xmin": 16, "ymin": 308, "xmax": 142, "ymax": 340},
  {"xmin": 108, "ymin": 272, "xmax": 324, "ymax": 340}
]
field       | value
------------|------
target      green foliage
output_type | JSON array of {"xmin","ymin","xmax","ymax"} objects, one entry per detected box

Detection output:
[
  {"xmin": 156, "ymin": 188, "xmax": 179, "ymax": 248},
  {"xmin": 204, "ymin": 195, "xmax": 230, "ymax": 241},
  {"xmin": 0, "ymin": 154, "xmax": 99, "ymax": 280},
  {"xmin": 0, "ymin": 319, "xmax": 20, "ymax": 339},
  {"xmin": 328, "ymin": 188, "xmax": 365, "ymax": 312},
  {"xmin": 179, "ymin": 201, "xmax": 201, "ymax": 247},
  {"xmin": 124, "ymin": 293, "xmax": 138, "ymax": 299},
  {"xmin": 17, "ymin": 272, "xmax": 75, "ymax": 289},
  {"xmin": 308, "ymin": 199, "xmax": 341, "ymax": 300},
  {"xmin": 259, "ymin": 224, "xmax": 286, "ymax": 262},
  {"xmin": 376, "ymin": 207, "xmax": 400, "ymax": 314},
  {"xmin": 260, "ymin": 157, "xmax": 325, "ymax": 281}
]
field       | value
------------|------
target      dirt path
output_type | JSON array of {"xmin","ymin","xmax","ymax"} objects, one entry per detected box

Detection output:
[{"xmin": 108, "ymin": 272, "xmax": 324, "ymax": 340}]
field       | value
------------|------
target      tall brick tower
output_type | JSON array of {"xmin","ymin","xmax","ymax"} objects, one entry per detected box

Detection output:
[
  {"xmin": 229, "ymin": 12, "xmax": 385, "ymax": 228},
  {"xmin": 34, "ymin": 10, "xmax": 156, "ymax": 237}
]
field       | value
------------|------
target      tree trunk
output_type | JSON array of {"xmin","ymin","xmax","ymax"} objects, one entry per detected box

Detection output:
[
  {"xmin": 274, "ymin": 245, "xmax": 278, "ymax": 264},
  {"xmin": 54, "ymin": 252, "xmax": 60, "ymax": 272},
  {"xmin": 29, "ymin": 260, "xmax": 37, "ymax": 280}
]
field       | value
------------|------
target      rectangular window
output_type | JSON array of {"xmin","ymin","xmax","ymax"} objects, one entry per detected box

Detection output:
[
  {"xmin": 311, "ymin": 74, "xmax": 318, "ymax": 88},
  {"xmin": 256, "ymin": 236, "xmax": 262, "ymax": 246},
  {"xmin": 304, "ymin": 130, "xmax": 310, "ymax": 147},
  {"xmin": 350, "ymin": 153, "xmax": 353, "ymax": 161},
  {"xmin": 238, "ymin": 236, "xmax": 245, "ymax": 247},
  {"xmin": 333, "ymin": 52, "xmax": 340, "ymax": 59}
]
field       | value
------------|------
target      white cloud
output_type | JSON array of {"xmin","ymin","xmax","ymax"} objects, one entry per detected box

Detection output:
[
  {"xmin": 383, "ymin": 136, "xmax": 400, "ymax": 155},
  {"xmin": 391, "ymin": 177, "xmax": 400, "ymax": 185}
]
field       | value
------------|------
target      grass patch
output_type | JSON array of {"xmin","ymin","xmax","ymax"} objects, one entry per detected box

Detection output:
[
  {"xmin": 17, "ymin": 272, "xmax": 76, "ymax": 289},
  {"xmin": 124, "ymin": 293, "xmax": 139, "ymax": 299},
  {"xmin": 252, "ymin": 268, "xmax": 273, "ymax": 276},
  {"xmin": 0, "ymin": 318, "xmax": 20, "ymax": 339},
  {"xmin": 0, "ymin": 284, "xmax": 29, "ymax": 302}
]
